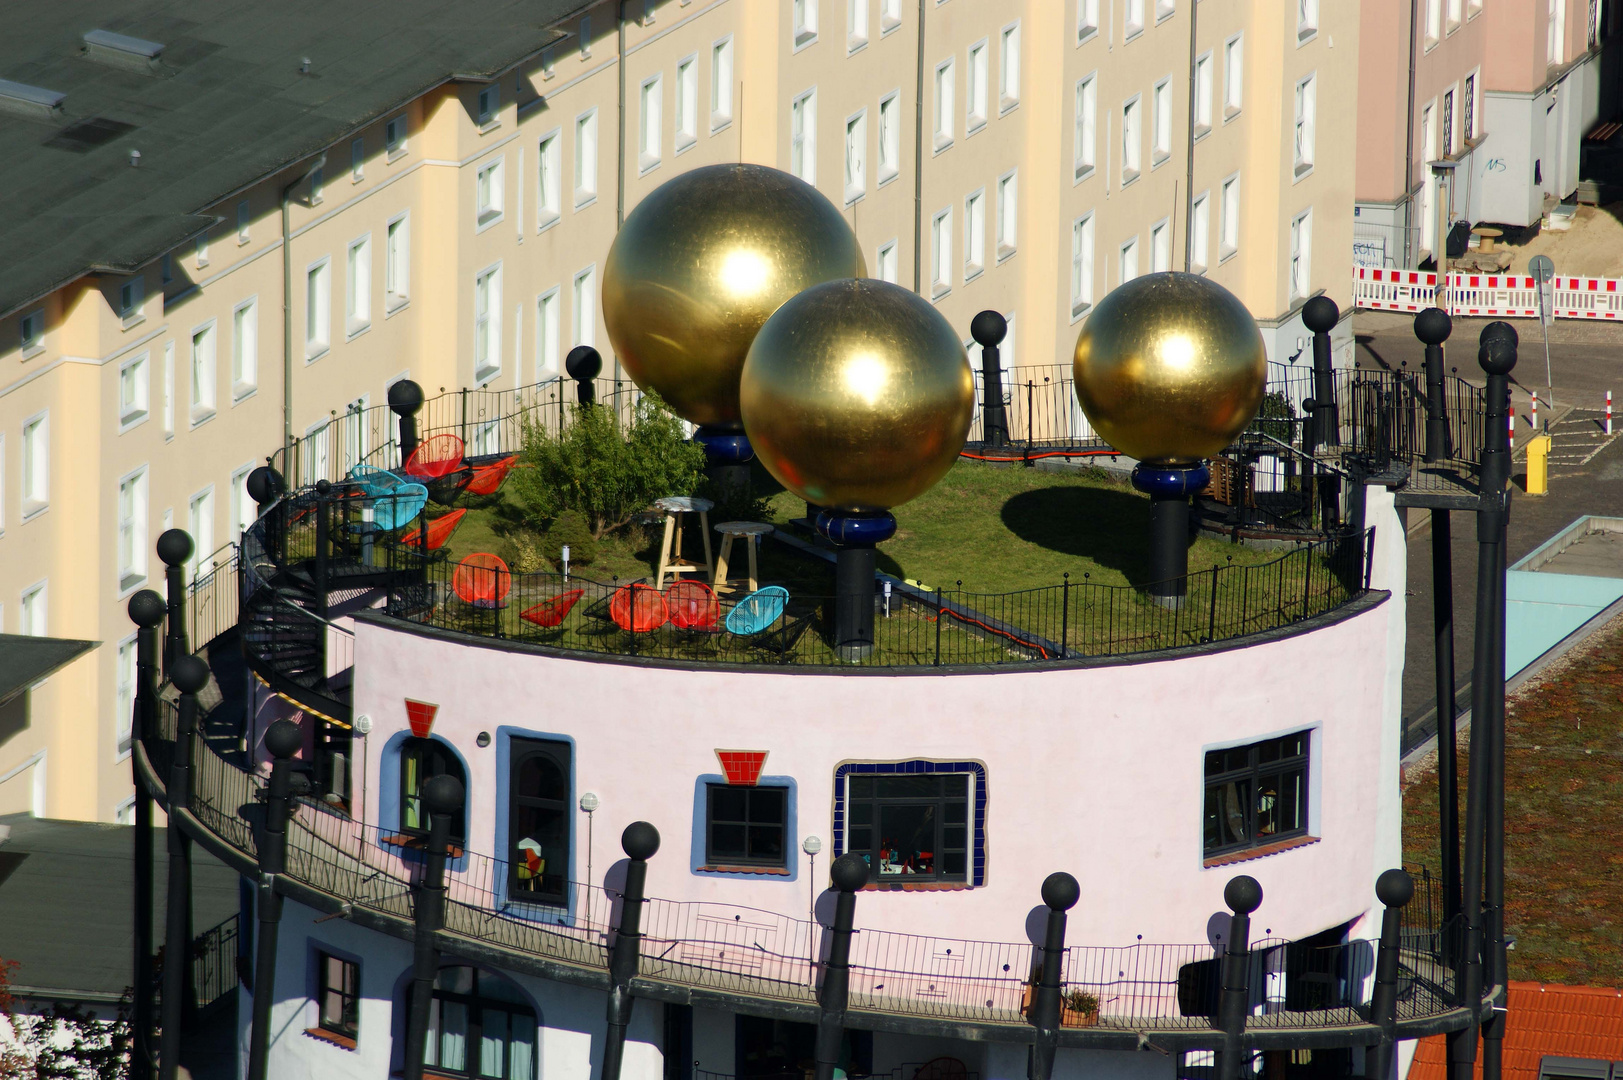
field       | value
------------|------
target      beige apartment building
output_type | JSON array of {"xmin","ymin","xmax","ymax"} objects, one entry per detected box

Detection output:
[
  {"xmin": 1354, "ymin": 0, "xmax": 1620, "ymax": 269},
  {"xmin": 0, "ymin": 0, "xmax": 1360, "ymax": 823}
]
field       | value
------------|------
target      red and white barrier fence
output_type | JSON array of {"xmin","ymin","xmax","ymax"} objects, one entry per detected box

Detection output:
[
  {"xmin": 1608, "ymin": 392, "xmax": 1614, "ymax": 436},
  {"xmin": 1353, "ymin": 267, "xmax": 1623, "ymax": 320}
]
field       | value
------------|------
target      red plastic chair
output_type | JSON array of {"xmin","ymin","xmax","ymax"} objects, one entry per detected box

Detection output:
[
  {"xmin": 664, "ymin": 580, "xmax": 720, "ymax": 631},
  {"xmin": 464, "ymin": 455, "xmax": 518, "ymax": 496},
  {"xmin": 520, "ymin": 589, "xmax": 584, "ymax": 629},
  {"xmin": 404, "ymin": 434, "xmax": 466, "ymax": 482},
  {"xmin": 452, "ymin": 553, "xmax": 511, "ymax": 609},
  {"xmin": 609, "ymin": 583, "xmax": 668, "ymax": 632},
  {"xmin": 399, "ymin": 508, "xmax": 468, "ymax": 551}
]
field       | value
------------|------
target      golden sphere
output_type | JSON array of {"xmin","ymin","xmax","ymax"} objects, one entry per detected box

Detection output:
[
  {"xmin": 602, "ymin": 164, "xmax": 867, "ymax": 430},
  {"xmin": 740, "ymin": 279, "xmax": 974, "ymax": 513},
  {"xmin": 1073, "ymin": 272, "xmax": 1266, "ymax": 464}
]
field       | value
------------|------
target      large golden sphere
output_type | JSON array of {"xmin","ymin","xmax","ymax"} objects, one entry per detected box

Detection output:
[
  {"xmin": 1073, "ymin": 272, "xmax": 1267, "ymax": 464},
  {"xmin": 602, "ymin": 164, "xmax": 867, "ymax": 429},
  {"xmin": 740, "ymin": 279, "xmax": 973, "ymax": 513}
]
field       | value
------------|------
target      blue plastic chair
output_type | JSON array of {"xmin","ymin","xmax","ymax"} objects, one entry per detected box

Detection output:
[
  {"xmin": 724, "ymin": 586, "xmax": 789, "ymax": 635},
  {"xmin": 348, "ymin": 465, "xmax": 428, "ymax": 532}
]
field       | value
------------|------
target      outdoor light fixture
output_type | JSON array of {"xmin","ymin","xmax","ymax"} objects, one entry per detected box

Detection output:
[
  {"xmin": 580, "ymin": 791, "xmax": 600, "ymax": 812},
  {"xmin": 802, "ymin": 836, "xmax": 823, "ymax": 855}
]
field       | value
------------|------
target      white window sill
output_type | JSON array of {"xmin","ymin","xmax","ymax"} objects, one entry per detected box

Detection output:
[
  {"xmin": 1424, "ymin": 36, "xmax": 1439, "ymax": 53},
  {"xmin": 1293, "ymin": 163, "xmax": 1314, "ymax": 183},
  {"xmin": 1078, "ymin": 27, "xmax": 1099, "ymax": 45},
  {"xmin": 474, "ymin": 365, "xmax": 501, "ymax": 387},
  {"xmin": 966, "ymin": 116, "xmax": 987, "ymax": 137},
  {"xmin": 844, "ymin": 188, "xmax": 866, "ymax": 207},
  {"xmin": 537, "ymin": 212, "xmax": 562, "ymax": 234},
  {"xmin": 189, "ymin": 407, "xmax": 217, "ymax": 429},
  {"xmin": 21, "ymin": 343, "xmax": 45, "ymax": 360},
  {"xmin": 1219, "ymin": 246, "xmax": 1238, "ymax": 264},
  {"xmin": 963, "ymin": 265, "xmax": 984, "ymax": 284},
  {"xmin": 1073, "ymin": 164, "xmax": 1095, "ymax": 185},
  {"xmin": 1070, "ymin": 300, "xmax": 1092, "ymax": 323},
  {"xmin": 1156, "ymin": 8, "xmax": 1174, "ymax": 24},
  {"xmin": 1194, "ymin": 123, "xmax": 1211, "ymax": 142},
  {"xmin": 675, "ymin": 134, "xmax": 697, "ymax": 155},
  {"xmin": 848, "ymin": 36, "xmax": 869, "ymax": 55},
  {"xmin": 309, "ymin": 194, "xmax": 324, "ymax": 207},
  {"xmin": 1192, "ymin": 262, "xmax": 1208, "ymax": 276},
  {"xmin": 638, "ymin": 155, "xmax": 662, "ymax": 176},
  {"xmin": 386, "ymin": 297, "xmax": 410, "ymax": 318},
  {"xmin": 930, "ymin": 283, "xmax": 951, "ymax": 301},
  {"xmin": 1223, "ymin": 104, "xmax": 1241, "ymax": 123},
  {"xmin": 121, "ymin": 313, "xmax": 146, "ymax": 331},
  {"xmin": 881, "ymin": 17, "xmax": 901, "ymax": 35},
  {"xmin": 540, "ymin": 67, "xmax": 556, "ymax": 81},
  {"xmin": 119, "ymin": 573, "xmax": 148, "ymax": 597},
  {"xmin": 476, "ymin": 209, "xmax": 505, "ymax": 232},
  {"xmin": 793, "ymin": 30, "xmax": 818, "ymax": 51},
  {"xmin": 306, "ymin": 345, "xmax": 331, "ymax": 364},
  {"xmin": 1297, "ymin": 28, "xmax": 1318, "ymax": 46},
  {"xmin": 478, "ymin": 118, "xmax": 502, "ymax": 134},
  {"xmin": 195, "ymin": 258, "xmax": 209, "ymax": 270},
  {"xmin": 932, "ymin": 134, "xmax": 954, "ymax": 155},
  {"xmin": 119, "ymin": 410, "xmax": 149, "ymax": 434},
  {"xmin": 346, "ymin": 320, "xmax": 372, "ymax": 342},
  {"xmin": 574, "ymin": 193, "xmax": 599, "ymax": 211},
  {"xmin": 233, "ymin": 383, "xmax": 258, "ymax": 405},
  {"xmin": 1125, "ymin": 25, "xmax": 1144, "ymax": 42},
  {"xmin": 1121, "ymin": 169, "xmax": 1141, "ymax": 188},
  {"xmin": 387, "ymin": 146, "xmax": 408, "ymax": 163},
  {"xmin": 22, "ymin": 502, "xmax": 48, "ymax": 524},
  {"xmin": 878, "ymin": 169, "xmax": 899, "ymax": 188},
  {"xmin": 238, "ymin": 235, "xmax": 251, "ymax": 246},
  {"xmin": 710, "ymin": 115, "xmax": 733, "ymax": 134},
  {"xmin": 352, "ymin": 173, "xmax": 364, "ymax": 185},
  {"xmin": 996, "ymin": 243, "xmax": 1016, "ymax": 264},
  {"xmin": 999, "ymin": 96, "xmax": 1019, "ymax": 116},
  {"xmin": 1151, "ymin": 151, "xmax": 1171, "ymax": 169}
]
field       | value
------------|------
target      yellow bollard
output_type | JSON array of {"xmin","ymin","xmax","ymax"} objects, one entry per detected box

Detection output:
[{"xmin": 1526, "ymin": 434, "xmax": 1551, "ymax": 495}]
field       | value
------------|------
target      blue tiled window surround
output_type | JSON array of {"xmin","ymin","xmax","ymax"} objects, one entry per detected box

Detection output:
[{"xmin": 831, "ymin": 760, "xmax": 987, "ymax": 888}]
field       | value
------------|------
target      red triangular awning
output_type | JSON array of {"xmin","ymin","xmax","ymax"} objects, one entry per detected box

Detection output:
[
  {"xmin": 405, "ymin": 699, "xmax": 438, "ymax": 739},
  {"xmin": 716, "ymin": 749, "xmax": 768, "ymax": 786}
]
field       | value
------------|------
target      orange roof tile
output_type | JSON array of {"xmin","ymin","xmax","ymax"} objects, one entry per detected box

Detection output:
[{"xmin": 1410, "ymin": 983, "xmax": 1623, "ymax": 1080}]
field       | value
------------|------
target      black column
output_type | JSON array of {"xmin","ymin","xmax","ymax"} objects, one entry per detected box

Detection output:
[
  {"xmin": 567, "ymin": 346, "xmax": 602, "ymax": 407},
  {"xmin": 404, "ymin": 775, "xmax": 464, "ymax": 1080},
  {"xmin": 1304, "ymin": 297, "xmax": 1342, "ymax": 534},
  {"xmin": 158, "ymin": 655, "xmax": 209, "ymax": 1080},
  {"xmin": 1368, "ymin": 869, "xmax": 1416, "ymax": 1080},
  {"xmin": 1027, "ymin": 872, "xmax": 1080, "ymax": 1080},
  {"xmin": 246, "ymin": 466, "xmax": 285, "ymax": 563},
  {"xmin": 157, "ymin": 530, "xmax": 194, "ymax": 676},
  {"xmin": 972, "ymin": 311, "xmax": 1010, "ymax": 448},
  {"xmin": 817, "ymin": 511, "xmax": 896, "ymax": 661},
  {"xmin": 127, "ymin": 590, "xmax": 167, "ymax": 1080},
  {"xmin": 1215, "ymin": 876, "xmax": 1262, "ymax": 1080},
  {"xmin": 601, "ymin": 822, "xmax": 661, "ymax": 1080},
  {"xmin": 1432, "ymin": 507, "xmax": 1461, "ymax": 926},
  {"xmin": 389, "ymin": 379, "xmax": 425, "ymax": 469},
  {"xmin": 1417, "ymin": 308, "xmax": 1453, "ymax": 462},
  {"xmin": 248, "ymin": 721, "xmax": 308, "ymax": 1080},
  {"xmin": 814, "ymin": 854, "xmax": 871, "ymax": 1080},
  {"xmin": 1131, "ymin": 464, "xmax": 1210, "ymax": 607}
]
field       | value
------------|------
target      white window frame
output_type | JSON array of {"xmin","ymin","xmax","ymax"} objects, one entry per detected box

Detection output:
[
  {"xmin": 117, "ymin": 465, "xmax": 149, "ymax": 593},
  {"xmin": 1220, "ymin": 172, "xmax": 1241, "ymax": 261},
  {"xmin": 999, "ymin": 21, "xmax": 1020, "ymax": 113},
  {"xmin": 1294, "ymin": 73, "xmax": 1317, "ymax": 179},
  {"xmin": 118, "ymin": 277, "xmax": 146, "ymax": 328},
  {"xmin": 794, "ymin": 0, "xmax": 820, "ymax": 49},
  {"xmin": 711, "ymin": 36, "xmax": 734, "ymax": 130},
  {"xmin": 162, "ymin": 343, "xmax": 175, "ymax": 439},
  {"xmin": 0, "ymin": 434, "xmax": 6, "ymax": 535},
  {"xmin": 878, "ymin": 90, "xmax": 901, "ymax": 185},
  {"xmin": 190, "ymin": 319, "xmax": 217, "ymax": 424},
  {"xmin": 964, "ymin": 188, "xmax": 986, "ymax": 279},
  {"xmin": 848, "ymin": 0, "xmax": 870, "ymax": 53},
  {"xmin": 676, "ymin": 55, "xmax": 698, "ymax": 151},
  {"xmin": 1119, "ymin": 236, "xmax": 1140, "ymax": 283},
  {"xmin": 474, "ymin": 263, "xmax": 504, "ymax": 385},
  {"xmin": 639, "ymin": 72, "xmax": 664, "ymax": 173},
  {"xmin": 791, "ymin": 88, "xmax": 818, "ymax": 183},
  {"xmin": 1290, "ymin": 208, "xmax": 1313, "ymax": 301},
  {"xmin": 1121, "ymin": 93, "xmax": 1142, "ymax": 185},
  {"xmin": 575, "ymin": 108, "xmax": 600, "ymax": 207},
  {"xmin": 1152, "ymin": 77, "xmax": 1172, "ymax": 166},
  {"xmin": 1156, "ymin": 0, "xmax": 1176, "ymax": 22},
  {"xmin": 996, "ymin": 169, "xmax": 1017, "ymax": 260},
  {"xmin": 231, "ymin": 462, "xmax": 257, "ymax": 542},
  {"xmin": 844, "ymin": 109, "xmax": 867, "ymax": 203},
  {"xmin": 1194, "ymin": 51, "xmax": 1213, "ymax": 136},
  {"xmin": 119, "ymin": 351, "xmax": 150, "ymax": 431},
  {"xmin": 476, "ymin": 157, "xmax": 505, "ymax": 229},
  {"xmin": 933, "ymin": 58, "xmax": 955, "ymax": 153},
  {"xmin": 22, "ymin": 411, "xmax": 47, "ymax": 518},
  {"xmin": 19, "ymin": 580, "xmax": 47, "ymax": 637},
  {"xmin": 116, "ymin": 633, "xmax": 138, "ymax": 751},
  {"xmin": 930, "ymin": 206, "xmax": 952, "ymax": 298},
  {"xmin": 536, "ymin": 287, "xmax": 561, "ymax": 378},
  {"xmin": 345, "ymin": 237, "xmax": 372, "ymax": 339},
  {"xmin": 1126, "ymin": 0, "xmax": 1145, "ymax": 39},
  {"xmin": 1071, "ymin": 213, "xmax": 1095, "ymax": 319},
  {"xmin": 573, "ymin": 265, "xmax": 597, "ymax": 347},
  {"xmin": 1426, "ymin": 0, "xmax": 1442, "ymax": 46},
  {"xmin": 477, "ymin": 83, "xmax": 501, "ymax": 128},
  {"xmin": 876, "ymin": 238, "xmax": 899, "ymax": 283},
  {"xmin": 237, "ymin": 199, "xmax": 251, "ymax": 244},
  {"xmin": 880, "ymin": 0, "xmax": 901, "ymax": 35},
  {"xmin": 580, "ymin": 14, "xmax": 593, "ymax": 59},
  {"xmin": 537, "ymin": 129, "xmax": 563, "ymax": 230},
  {"xmin": 1223, "ymin": 34, "xmax": 1244, "ymax": 120},
  {"xmin": 195, "ymin": 232, "xmax": 209, "ymax": 269},
  {"xmin": 1191, "ymin": 190, "xmax": 1211, "ymax": 273},
  {"xmin": 351, "ymin": 137, "xmax": 365, "ymax": 182},
  {"xmin": 386, "ymin": 212, "xmax": 411, "ymax": 312},
  {"xmin": 1074, "ymin": 73, "xmax": 1097, "ymax": 181},
  {"xmin": 19, "ymin": 309, "xmax": 44, "ymax": 359},
  {"xmin": 187, "ymin": 487, "xmax": 215, "ymax": 580},
  {"xmin": 966, "ymin": 39, "xmax": 989, "ymax": 134},
  {"xmin": 1298, "ymin": 0, "xmax": 1319, "ymax": 42},
  {"xmin": 305, "ymin": 257, "xmax": 331, "ymax": 361},
  {"xmin": 385, "ymin": 114, "xmax": 408, "ymax": 159},
  {"xmin": 1077, "ymin": 0, "xmax": 1099, "ymax": 43},
  {"xmin": 1151, "ymin": 217, "xmax": 1172, "ymax": 272}
]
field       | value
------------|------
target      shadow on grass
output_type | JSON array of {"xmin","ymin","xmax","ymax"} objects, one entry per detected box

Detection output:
[{"xmin": 999, "ymin": 484, "xmax": 1174, "ymax": 585}]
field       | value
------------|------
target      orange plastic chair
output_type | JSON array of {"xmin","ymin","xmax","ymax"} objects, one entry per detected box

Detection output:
[
  {"xmin": 521, "ymin": 589, "xmax": 584, "ymax": 629},
  {"xmin": 608, "ymin": 583, "xmax": 668, "ymax": 633},
  {"xmin": 664, "ymin": 580, "xmax": 720, "ymax": 631},
  {"xmin": 464, "ymin": 455, "xmax": 518, "ymax": 497},
  {"xmin": 404, "ymin": 434, "xmax": 466, "ymax": 482},
  {"xmin": 399, "ymin": 508, "xmax": 468, "ymax": 551},
  {"xmin": 452, "ymin": 553, "xmax": 511, "ymax": 609}
]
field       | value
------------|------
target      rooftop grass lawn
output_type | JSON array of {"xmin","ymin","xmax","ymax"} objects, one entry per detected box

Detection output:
[{"xmin": 1402, "ymin": 616, "xmax": 1623, "ymax": 985}]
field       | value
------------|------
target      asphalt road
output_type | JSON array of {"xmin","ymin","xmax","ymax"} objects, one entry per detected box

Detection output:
[{"xmin": 1352, "ymin": 313, "xmax": 1623, "ymax": 738}]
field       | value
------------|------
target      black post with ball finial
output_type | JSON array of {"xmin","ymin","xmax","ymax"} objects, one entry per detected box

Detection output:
[
  {"xmin": 973, "ymin": 311, "xmax": 1010, "ymax": 448},
  {"xmin": 1303, "ymin": 297, "xmax": 1342, "ymax": 533},
  {"xmin": 1130, "ymin": 464, "xmax": 1208, "ymax": 608},
  {"xmin": 246, "ymin": 466, "xmax": 285, "ymax": 563},
  {"xmin": 601, "ymin": 822, "xmax": 661, "ymax": 1080},
  {"xmin": 818, "ymin": 511, "xmax": 896, "ymax": 661},
  {"xmin": 127, "ymin": 589, "xmax": 168, "ymax": 1080},
  {"xmin": 158, "ymin": 654, "xmax": 210, "ymax": 1080},
  {"xmin": 1027, "ymin": 872, "xmax": 1080, "ymax": 1080},
  {"xmin": 814, "ymin": 853, "xmax": 871, "ymax": 1080},
  {"xmin": 248, "ymin": 721, "xmax": 310, "ymax": 1080},
  {"xmin": 157, "ymin": 529, "xmax": 193, "ymax": 676},
  {"xmin": 1368, "ymin": 869, "xmax": 1416, "ymax": 1080},
  {"xmin": 388, "ymin": 379, "xmax": 425, "ymax": 470},
  {"xmin": 404, "ymin": 774, "xmax": 465, "ymax": 1080},
  {"xmin": 1215, "ymin": 875, "xmax": 1262, "ymax": 1080},
  {"xmin": 567, "ymin": 345, "xmax": 602, "ymax": 407}
]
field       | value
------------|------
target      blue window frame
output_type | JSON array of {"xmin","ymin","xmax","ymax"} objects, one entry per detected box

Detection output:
[{"xmin": 832, "ymin": 760, "xmax": 987, "ymax": 887}]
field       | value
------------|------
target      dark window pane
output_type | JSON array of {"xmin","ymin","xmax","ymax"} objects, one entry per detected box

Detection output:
[
  {"xmin": 849, "ymin": 826, "xmax": 872, "ymax": 851},
  {"xmin": 1259, "ymin": 740, "xmax": 1282, "ymax": 763},
  {"xmin": 1206, "ymin": 779, "xmax": 1250, "ymax": 849},
  {"xmin": 942, "ymin": 825, "xmax": 966, "ymax": 850},
  {"xmin": 748, "ymin": 824, "xmax": 784, "ymax": 859},
  {"xmin": 879, "ymin": 804, "xmax": 936, "ymax": 875},
  {"xmin": 750, "ymin": 788, "xmax": 786, "ymax": 824},
  {"xmin": 711, "ymin": 786, "xmax": 748, "ymax": 822},
  {"xmin": 519, "ymin": 754, "xmax": 567, "ymax": 801},
  {"xmin": 849, "ymin": 775, "xmax": 873, "ymax": 798},
  {"xmin": 1277, "ymin": 768, "xmax": 1305, "ymax": 832},
  {"xmin": 875, "ymin": 776, "xmax": 940, "ymax": 798},
  {"xmin": 941, "ymin": 851, "xmax": 966, "ymax": 876},
  {"xmin": 850, "ymin": 802, "xmax": 872, "ymax": 826},
  {"xmin": 943, "ymin": 800, "xmax": 966, "ymax": 824},
  {"xmin": 711, "ymin": 823, "xmax": 747, "ymax": 859}
]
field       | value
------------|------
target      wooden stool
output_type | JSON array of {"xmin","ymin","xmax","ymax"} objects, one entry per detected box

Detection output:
[
  {"xmin": 654, "ymin": 496, "xmax": 715, "ymax": 589},
  {"xmin": 713, "ymin": 521, "xmax": 773, "ymax": 594}
]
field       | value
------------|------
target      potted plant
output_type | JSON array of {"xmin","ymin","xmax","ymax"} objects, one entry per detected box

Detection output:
[{"xmin": 1061, "ymin": 989, "xmax": 1100, "ymax": 1027}]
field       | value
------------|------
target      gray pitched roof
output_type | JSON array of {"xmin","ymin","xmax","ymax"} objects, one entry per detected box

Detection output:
[
  {"xmin": 0, "ymin": 0, "xmax": 578, "ymax": 317},
  {"xmin": 0, "ymin": 634, "xmax": 97, "ymax": 703}
]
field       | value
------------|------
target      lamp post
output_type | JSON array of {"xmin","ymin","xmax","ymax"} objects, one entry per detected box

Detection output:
[
  {"xmin": 388, "ymin": 379, "xmax": 424, "ymax": 470},
  {"xmin": 127, "ymin": 589, "xmax": 167, "ymax": 1080},
  {"xmin": 567, "ymin": 346, "xmax": 601, "ymax": 407}
]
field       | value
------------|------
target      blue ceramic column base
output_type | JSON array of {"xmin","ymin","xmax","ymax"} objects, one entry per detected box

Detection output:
[
  {"xmin": 695, "ymin": 426, "xmax": 754, "ymax": 507},
  {"xmin": 1131, "ymin": 462, "xmax": 1210, "ymax": 608},
  {"xmin": 815, "ymin": 511, "xmax": 897, "ymax": 661}
]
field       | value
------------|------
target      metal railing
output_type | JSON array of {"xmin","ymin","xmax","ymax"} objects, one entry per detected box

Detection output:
[{"xmin": 192, "ymin": 914, "xmax": 239, "ymax": 1011}]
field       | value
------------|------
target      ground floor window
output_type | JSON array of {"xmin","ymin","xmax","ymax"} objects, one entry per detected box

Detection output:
[
  {"xmin": 1202, "ymin": 732, "xmax": 1309, "ymax": 858},
  {"xmin": 316, "ymin": 952, "xmax": 360, "ymax": 1040},
  {"xmin": 508, "ymin": 737, "xmax": 571, "ymax": 903},
  {"xmin": 424, "ymin": 966, "xmax": 537, "ymax": 1080},
  {"xmin": 833, "ymin": 761, "xmax": 986, "ymax": 886},
  {"xmin": 705, "ymin": 784, "xmax": 788, "ymax": 870}
]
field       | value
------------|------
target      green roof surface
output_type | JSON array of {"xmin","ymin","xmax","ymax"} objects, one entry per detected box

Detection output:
[{"xmin": 0, "ymin": 0, "xmax": 576, "ymax": 317}]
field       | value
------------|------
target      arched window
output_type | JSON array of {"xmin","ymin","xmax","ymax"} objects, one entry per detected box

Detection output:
[
  {"xmin": 400, "ymin": 737, "xmax": 467, "ymax": 842},
  {"xmin": 424, "ymin": 965, "xmax": 537, "ymax": 1080},
  {"xmin": 507, "ymin": 738, "xmax": 571, "ymax": 903}
]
